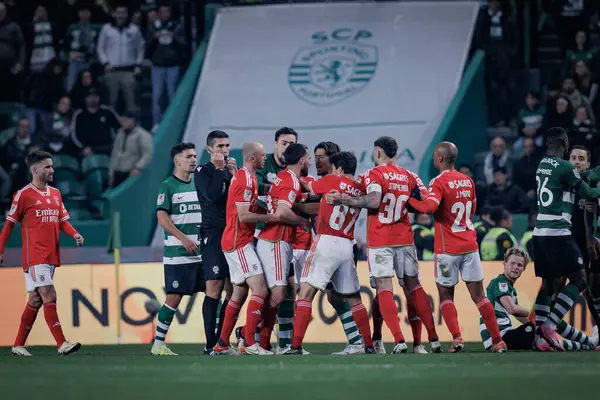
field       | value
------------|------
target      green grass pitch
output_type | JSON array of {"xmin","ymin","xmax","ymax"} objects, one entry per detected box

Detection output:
[{"xmin": 0, "ymin": 343, "xmax": 597, "ymax": 399}]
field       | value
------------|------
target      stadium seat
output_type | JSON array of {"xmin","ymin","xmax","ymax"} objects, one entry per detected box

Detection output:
[
  {"xmin": 56, "ymin": 181, "xmax": 87, "ymax": 211},
  {"xmin": 68, "ymin": 208, "xmax": 93, "ymax": 221},
  {"xmin": 81, "ymin": 154, "xmax": 110, "ymax": 175},
  {"xmin": 90, "ymin": 199, "xmax": 110, "ymax": 220},
  {"xmin": 52, "ymin": 155, "xmax": 80, "ymax": 183},
  {"xmin": 81, "ymin": 155, "xmax": 110, "ymax": 198}
]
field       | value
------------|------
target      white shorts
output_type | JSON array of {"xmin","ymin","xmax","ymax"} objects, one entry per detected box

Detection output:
[
  {"xmin": 368, "ymin": 246, "xmax": 419, "ymax": 280},
  {"xmin": 300, "ymin": 234, "xmax": 360, "ymax": 295},
  {"xmin": 434, "ymin": 251, "xmax": 484, "ymax": 287},
  {"xmin": 292, "ymin": 249, "xmax": 309, "ymax": 285},
  {"xmin": 24, "ymin": 264, "xmax": 55, "ymax": 292},
  {"xmin": 224, "ymin": 243, "xmax": 264, "ymax": 285},
  {"xmin": 369, "ymin": 272, "xmax": 422, "ymax": 289},
  {"xmin": 256, "ymin": 239, "xmax": 293, "ymax": 288}
]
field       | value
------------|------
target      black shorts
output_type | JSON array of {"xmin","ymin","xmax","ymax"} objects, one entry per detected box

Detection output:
[
  {"xmin": 164, "ymin": 262, "xmax": 205, "ymax": 295},
  {"xmin": 326, "ymin": 243, "xmax": 358, "ymax": 291},
  {"xmin": 200, "ymin": 228, "xmax": 230, "ymax": 281},
  {"xmin": 589, "ymin": 257, "xmax": 600, "ymax": 274},
  {"xmin": 502, "ymin": 323, "xmax": 535, "ymax": 350},
  {"xmin": 533, "ymin": 235, "xmax": 585, "ymax": 279}
]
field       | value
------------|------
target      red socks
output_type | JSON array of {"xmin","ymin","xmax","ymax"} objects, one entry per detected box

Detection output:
[
  {"xmin": 14, "ymin": 304, "xmax": 39, "ymax": 347},
  {"xmin": 410, "ymin": 286, "xmax": 438, "ymax": 341},
  {"xmin": 245, "ymin": 295, "xmax": 265, "ymax": 346},
  {"xmin": 477, "ymin": 297, "xmax": 502, "ymax": 344},
  {"xmin": 219, "ymin": 300, "xmax": 241, "ymax": 346},
  {"xmin": 43, "ymin": 302, "xmax": 66, "ymax": 347},
  {"xmin": 350, "ymin": 302, "xmax": 373, "ymax": 348},
  {"xmin": 292, "ymin": 300, "xmax": 312, "ymax": 348},
  {"xmin": 406, "ymin": 297, "xmax": 422, "ymax": 345},
  {"xmin": 377, "ymin": 289, "xmax": 405, "ymax": 343},
  {"xmin": 440, "ymin": 300, "xmax": 461, "ymax": 339},
  {"xmin": 260, "ymin": 299, "xmax": 279, "ymax": 349},
  {"xmin": 372, "ymin": 295, "xmax": 383, "ymax": 341}
]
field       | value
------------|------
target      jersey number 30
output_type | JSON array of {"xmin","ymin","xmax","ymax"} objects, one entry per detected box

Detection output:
[{"xmin": 451, "ymin": 201, "xmax": 474, "ymax": 232}]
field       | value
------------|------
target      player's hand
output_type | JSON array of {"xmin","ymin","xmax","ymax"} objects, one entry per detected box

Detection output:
[
  {"xmin": 211, "ymin": 152, "xmax": 225, "ymax": 170},
  {"xmin": 74, "ymin": 234, "xmax": 84, "ymax": 247},
  {"xmin": 226, "ymin": 157, "xmax": 238, "ymax": 174},
  {"xmin": 588, "ymin": 238, "xmax": 598, "ymax": 260},
  {"xmin": 181, "ymin": 236, "xmax": 198, "ymax": 255},
  {"xmin": 325, "ymin": 190, "xmax": 342, "ymax": 205},
  {"xmin": 585, "ymin": 201, "xmax": 598, "ymax": 213},
  {"xmin": 300, "ymin": 219, "xmax": 312, "ymax": 232}
]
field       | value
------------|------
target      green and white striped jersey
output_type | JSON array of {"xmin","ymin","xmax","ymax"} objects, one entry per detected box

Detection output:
[
  {"xmin": 480, "ymin": 274, "xmax": 517, "ymax": 350},
  {"xmin": 156, "ymin": 175, "xmax": 202, "ymax": 266},
  {"xmin": 586, "ymin": 166, "xmax": 600, "ymax": 239},
  {"xmin": 534, "ymin": 156, "xmax": 583, "ymax": 236}
]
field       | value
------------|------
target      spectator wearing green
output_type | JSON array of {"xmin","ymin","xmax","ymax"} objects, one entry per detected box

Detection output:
[
  {"xmin": 563, "ymin": 30, "xmax": 596, "ymax": 78},
  {"xmin": 412, "ymin": 213, "xmax": 434, "ymax": 261},
  {"xmin": 480, "ymin": 208, "xmax": 517, "ymax": 261},
  {"xmin": 514, "ymin": 91, "xmax": 545, "ymax": 153}
]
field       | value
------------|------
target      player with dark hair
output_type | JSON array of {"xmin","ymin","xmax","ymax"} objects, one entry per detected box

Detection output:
[
  {"xmin": 327, "ymin": 136, "xmax": 441, "ymax": 354},
  {"xmin": 314, "ymin": 141, "xmax": 341, "ymax": 177},
  {"xmin": 528, "ymin": 128, "xmax": 600, "ymax": 350},
  {"xmin": 194, "ymin": 130, "xmax": 237, "ymax": 354},
  {"xmin": 283, "ymin": 151, "xmax": 375, "ymax": 354},
  {"xmin": 256, "ymin": 143, "xmax": 312, "ymax": 350},
  {"xmin": 151, "ymin": 143, "xmax": 203, "ymax": 355},
  {"xmin": 405, "ymin": 141, "xmax": 506, "ymax": 353},
  {"xmin": 0, "ymin": 150, "xmax": 83, "ymax": 356}
]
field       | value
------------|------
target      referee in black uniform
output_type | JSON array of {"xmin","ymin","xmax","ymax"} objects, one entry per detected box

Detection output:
[{"xmin": 194, "ymin": 130, "xmax": 237, "ymax": 355}]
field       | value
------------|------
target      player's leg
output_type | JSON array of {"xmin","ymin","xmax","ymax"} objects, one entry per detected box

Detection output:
[
  {"xmin": 370, "ymin": 276, "xmax": 385, "ymax": 353},
  {"xmin": 33, "ymin": 265, "xmax": 80, "ymax": 355},
  {"xmin": 215, "ymin": 277, "xmax": 234, "ymax": 343},
  {"xmin": 434, "ymin": 254, "xmax": 463, "ymax": 351},
  {"xmin": 369, "ymin": 247, "xmax": 406, "ymax": 353},
  {"xmin": 587, "ymin": 257, "xmax": 600, "ymax": 339},
  {"xmin": 12, "ymin": 285, "xmax": 42, "ymax": 356},
  {"xmin": 501, "ymin": 323, "xmax": 536, "ymax": 351},
  {"xmin": 202, "ymin": 232, "xmax": 229, "ymax": 353},
  {"xmin": 401, "ymin": 284, "xmax": 423, "ymax": 352},
  {"xmin": 244, "ymin": 273, "xmax": 271, "ymax": 354},
  {"xmin": 556, "ymin": 320, "xmax": 596, "ymax": 348},
  {"xmin": 398, "ymin": 246, "xmax": 440, "ymax": 352},
  {"xmin": 275, "ymin": 273, "xmax": 295, "ymax": 350},
  {"xmin": 327, "ymin": 288, "xmax": 363, "ymax": 354},
  {"xmin": 462, "ymin": 252, "xmax": 506, "ymax": 352}
]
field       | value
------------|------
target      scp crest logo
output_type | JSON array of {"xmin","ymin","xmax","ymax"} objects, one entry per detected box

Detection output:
[{"xmin": 288, "ymin": 29, "xmax": 378, "ymax": 106}]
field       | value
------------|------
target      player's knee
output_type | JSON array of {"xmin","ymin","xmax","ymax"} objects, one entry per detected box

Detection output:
[
  {"xmin": 269, "ymin": 288, "xmax": 286, "ymax": 306},
  {"xmin": 205, "ymin": 279, "xmax": 224, "ymax": 299},
  {"xmin": 540, "ymin": 279, "xmax": 556, "ymax": 296},
  {"xmin": 28, "ymin": 293, "xmax": 43, "ymax": 309},
  {"xmin": 568, "ymin": 270, "xmax": 587, "ymax": 293},
  {"xmin": 165, "ymin": 293, "xmax": 183, "ymax": 309},
  {"xmin": 466, "ymin": 281, "xmax": 485, "ymax": 303}
]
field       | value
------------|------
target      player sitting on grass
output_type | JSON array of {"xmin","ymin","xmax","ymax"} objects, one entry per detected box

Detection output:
[{"xmin": 480, "ymin": 247, "xmax": 598, "ymax": 351}]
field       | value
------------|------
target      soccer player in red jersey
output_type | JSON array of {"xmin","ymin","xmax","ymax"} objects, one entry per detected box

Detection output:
[
  {"xmin": 406, "ymin": 142, "xmax": 507, "ymax": 353},
  {"xmin": 0, "ymin": 151, "xmax": 83, "ymax": 356},
  {"xmin": 327, "ymin": 137, "xmax": 441, "ymax": 354},
  {"xmin": 283, "ymin": 151, "xmax": 375, "ymax": 354},
  {"xmin": 256, "ymin": 143, "xmax": 312, "ymax": 350},
  {"xmin": 213, "ymin": 142, "xmax": 278, "ymax": 355},
  {"xmin": 291, "ymin": 174, "xmax": 315, "ymax": 284}
]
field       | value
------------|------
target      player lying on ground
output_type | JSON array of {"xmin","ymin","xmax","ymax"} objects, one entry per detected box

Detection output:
[
  {"xmin": 213, "ymin": 142, "xmax": 281, "ymax": 355},
  {"xmin": 530, "ymin": 128, "xmax": 600, "ymax": 351},
  {"xmin": 151, "ymin": 143, "xmax": 203, "ymax": 356},
  {"xmin": 283, "ymin": 152, "xmax": 375, "ymax": 355},
  {"xmin": 480, "ymin": 247, "xmax": 598, "ymax": 351},
  {"xmin": 0, "ymin": 150, "xmax": 83, "ymax": 356},
  {"xmin": 406, "ymin": 142, "xmax": 507, "ymax": 353},
  {"xmin": 327, "ymin": 136, "xmax": 441, "ymax": 354}
]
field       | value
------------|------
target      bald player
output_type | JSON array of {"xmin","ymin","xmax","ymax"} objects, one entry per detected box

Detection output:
[
  {"xmin": 407, "ymin": 142, "xmax": 506, "ymax": 353},
  {"xmin": 213, "ymin": 142, "xmax": 278, "ymax": 355}
]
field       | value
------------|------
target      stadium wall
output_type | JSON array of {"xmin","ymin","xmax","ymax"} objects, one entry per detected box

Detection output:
[{"xmin": 0, "ymin": 261, "xmax": 593, "ymax": 346}]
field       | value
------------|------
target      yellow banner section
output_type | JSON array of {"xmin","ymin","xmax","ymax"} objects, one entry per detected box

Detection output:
[{"xmin": 0, "ymin": 262, "xmax": 594, "ymax": 346}]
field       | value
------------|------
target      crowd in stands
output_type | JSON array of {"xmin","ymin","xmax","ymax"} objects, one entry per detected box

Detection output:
[{"xmin": 0, "ymin": 0, "xmax": 187, "ymax": 217}]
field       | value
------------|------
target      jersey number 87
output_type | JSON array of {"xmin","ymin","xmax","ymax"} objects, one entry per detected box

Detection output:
[{"xmin": 330, "ymin": 205, "xmax": 359, "ymax": 234}]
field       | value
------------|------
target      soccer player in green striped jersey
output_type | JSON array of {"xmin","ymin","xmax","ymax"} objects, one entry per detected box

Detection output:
[
  {"xmin": 151, "ymin": 143, "xmax": 203, "ymax": 356},
  {"xmin": 531, "ymin": 127, "xmax": 600, "ymax": 351},
  {"xmin": 480, "ymin": 248, "xmax": 597, "ymax": 351}
]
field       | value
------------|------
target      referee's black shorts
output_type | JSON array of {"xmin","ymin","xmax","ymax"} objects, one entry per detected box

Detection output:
[{"xmin": 200, "ymin": 227, "xmax": 230, "ymax": 281}]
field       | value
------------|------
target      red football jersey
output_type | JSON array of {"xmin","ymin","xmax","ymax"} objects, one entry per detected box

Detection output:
[
  {"xmin": 426, "ymin": 169, "xmax": 478, "ymax": 254},
  {"xmin": 309, "ymin": 175, "xmax": 362, "ymax": 240},
  {"xmin": 258, "ymin": 168, "xmax": 302, "ymax": 243},
  {"xmin": 362, "ymin": 164, "xmax": 427, "ymax": 248},
  {"xmin": 5, "ymin": 184, "xmax": 69, "ymax": 270},
  {"xmin": 293, "ymin": 175, "xmax": 316, "ymax": 250},
  {"xmin": 222, "ymin": 168, "xmax": 260, "ymax": 252}
]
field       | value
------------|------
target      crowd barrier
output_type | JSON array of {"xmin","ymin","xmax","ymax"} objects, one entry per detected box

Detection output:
[{"xmin": 0, "ymin": 262, "xmax": 594, "ymax": 346}]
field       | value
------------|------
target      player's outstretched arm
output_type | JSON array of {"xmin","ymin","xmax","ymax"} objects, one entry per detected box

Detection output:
[
  {"xmin": 237, "ymin": 204, "xmax": 277, "ymax": 224},
  {"xmin": 327, "ymin": 190, "xmax": 381, "ymax": 209},
  {"xmin": 292, "ymin": 202, "xmax": 320, "ymax": 217},
  {"xmin": 499, "ymin": 296, "xmax": 530, "ymax": 319},
  {"xmin": 157, "ymin": 210, "xmax": 198, "ymax": 254},
  {"xmin": 274, "ymin": 204, "xmax": 312, "ymax": 231},
  {"xmin": 407, "ymin": 197, "xmax": 439, "ymax": 214},
  {"xmin": 574, "ymin": 180, "xmax": 600, "ymax": 200}
]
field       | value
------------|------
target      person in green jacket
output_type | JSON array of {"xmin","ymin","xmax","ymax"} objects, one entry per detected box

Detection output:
[
  {"xmin": 480, "ymin": 208, "xmax": 517, "ymax": 261},
  {"xmin": 412, "ymin": 213, "xmax": 434, "ymax": 260}
]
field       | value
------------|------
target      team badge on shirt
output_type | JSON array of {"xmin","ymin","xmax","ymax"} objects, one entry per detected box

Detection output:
[
  {"xmin": 54, "ymin": 196, "xmax": 60, "ymax": 206},
  {"xmin": 288, "ymin": 191, "xmax": 296, "ymax": 203},
  {"xmin": 8, "ymin": 204, "xmax": 16, "ymax": 215},
  {"xmin": 340, "ymin": 182, "xmax": 347, "ymax": 190},
  {"xmin": 244, "ymin": 189, "xmax": 252, "ymax": 201},
  {"xmin": 157, "ymin": 193, "xmax": 165, "ymax": 205},
  {"xmin": 499, "ymin": 282, "xmax": 508, "ymax": 293}
]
